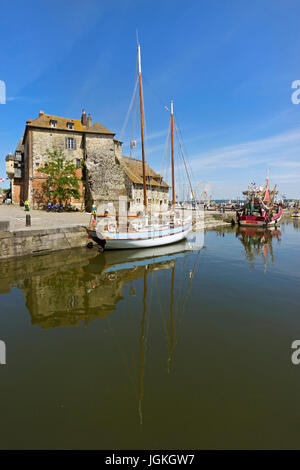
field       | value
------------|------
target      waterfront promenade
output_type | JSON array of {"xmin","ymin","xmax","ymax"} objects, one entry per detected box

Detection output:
[
  {"xmin": 0, "ymin": 204, "xmax": 233, "ymax": 260},
  {"xmin": 0, "ymin": 205, "xmax": 235, "ymax": 232},
  {"xmin": 0, "ymin": 205, "xmax": 91, "ymax": 231}
]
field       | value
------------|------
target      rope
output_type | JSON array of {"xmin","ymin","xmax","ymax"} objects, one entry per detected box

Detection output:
[
  {"xmin": 175, "ymin": 117, "xmax": 196, "ymax": 192},
  {"xmin": 143, "ymin": 75, "xmax": 169, "ymax": 113},
  {"xmin": 174, "ymin": 120, "xmax": 196, "ymax": 201},
  {"xmin": 160, "ymin": 118, "xmax": 171, "ymax": 186},
  {"xmin": 131, "ymin": 82, "xmax": 138, "ymax": 157},
  {"xmin": 119, "ymin": 76, "xmax": 139, "ymax": 142}
]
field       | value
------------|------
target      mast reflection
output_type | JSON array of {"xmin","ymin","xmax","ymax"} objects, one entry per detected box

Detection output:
[{"xmin": 0, "ymin": 241, "xmax": 201, "ymax": 424}]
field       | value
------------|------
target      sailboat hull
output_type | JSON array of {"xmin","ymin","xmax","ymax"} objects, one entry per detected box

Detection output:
[{"xmin": 88, "ymin": 223, "xmax": 192, "ymax": 250}]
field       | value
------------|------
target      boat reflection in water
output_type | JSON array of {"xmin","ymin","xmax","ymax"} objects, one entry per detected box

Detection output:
[
  {"xmin": 0, "ymin": 238, "xmax": 201, "ymax": 424},
  {"xmin": 290, "ymin": 217, "xmax": 300, "ymax": 230},
  {"xmin": 236, "ymin": 226, "xmax": 281, "ymax": 271}
]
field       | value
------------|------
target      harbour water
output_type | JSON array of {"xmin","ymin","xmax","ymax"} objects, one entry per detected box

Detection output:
[{"xmin": 0, "ymin": 219, "xmax": 300, "ymax": 449}]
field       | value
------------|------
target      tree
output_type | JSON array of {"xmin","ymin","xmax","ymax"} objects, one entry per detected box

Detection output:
[
  {"xmin": 38, "ymin": 147, "xmax": 81, "ymax": 205},
  {"xmin": 0, "ymin": 188, "xmax": 9, "ymax": 196}
]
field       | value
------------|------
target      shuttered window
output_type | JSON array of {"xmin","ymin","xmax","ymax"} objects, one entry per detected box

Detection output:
[{"xmin": 66, "ymin": 137, "xmax": 76, "ymax": 150}]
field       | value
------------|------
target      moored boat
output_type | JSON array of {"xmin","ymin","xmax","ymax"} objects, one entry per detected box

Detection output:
[
  {"xmin": 87, "ymin": 41, "xmax": 193, "ymax": 250},
  {"xmin": 237, "ymin": 180, "xmax": 283, "ymax": 227},
  {"xmin": 88, "ymin": 219, "xmax": 192, "ymax": 250}
]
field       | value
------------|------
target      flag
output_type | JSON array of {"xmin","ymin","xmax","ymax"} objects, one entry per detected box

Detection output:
[
  {"xmin": 264, "ymin": 178, "xmax": 270, "ymax": 203},
  {"xmin": 130, "ymin": 140, "xmax": 137, "ymax": 149},
  {"xmin": 264, "ymin": 188, "xmax": 270, "ymax": 203}
]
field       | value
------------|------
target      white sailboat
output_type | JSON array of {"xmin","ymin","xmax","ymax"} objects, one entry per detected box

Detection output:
[{"xmin": 87, "ymin": 42, "xmax": 192, "ymax": 250}]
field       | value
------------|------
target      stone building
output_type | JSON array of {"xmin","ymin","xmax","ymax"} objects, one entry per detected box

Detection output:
[{"xmin": 6, "ymin": 110, "xmax": 169, "ymax": 211}]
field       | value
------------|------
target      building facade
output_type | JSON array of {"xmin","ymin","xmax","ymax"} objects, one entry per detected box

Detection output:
[{"xmin": 6, "ymin": 110, "xmax": 169, "ymax": 211}]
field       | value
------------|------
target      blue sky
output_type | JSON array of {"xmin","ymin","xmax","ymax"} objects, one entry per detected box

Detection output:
[{"xmin": 1, "ymin": 0, "xmax": 300, "ymax": 198}]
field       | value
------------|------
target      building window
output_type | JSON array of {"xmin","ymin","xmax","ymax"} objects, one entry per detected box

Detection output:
[
  {"xmin": 36, "ymin": 163, "xmax": 40, "ymax": 168},
  {"xmin": 66, "ymin": 137, "xmax": 76, "ymax": 149},
  {"xmin": 75, "ymin": 159, "xmax": 81, "ymax": 168},
  {"xmin": 50, "ymin": 120, "xmax": 57, "ymax": 128},
  {"xmin": 67, "ymin": 122, "xmax": 74, "ymax": 130}
]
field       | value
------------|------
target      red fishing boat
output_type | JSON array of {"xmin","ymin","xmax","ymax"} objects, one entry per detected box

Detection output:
[{"xmin": 237, "ymin": 179, "xmax": 283, "ymax": 227}]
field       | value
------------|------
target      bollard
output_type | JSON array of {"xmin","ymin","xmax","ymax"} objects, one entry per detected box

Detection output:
[{"xmin": 26, "ymin": 214, "xmax": 31, "ymax": 226}]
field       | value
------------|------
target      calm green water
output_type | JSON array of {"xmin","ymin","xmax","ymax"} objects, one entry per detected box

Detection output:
[{"xmin": 0, "ymin": 220, "xmax": 300, "ymax": 449}]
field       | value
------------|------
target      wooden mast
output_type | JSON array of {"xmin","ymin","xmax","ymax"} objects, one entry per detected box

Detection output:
[
  {"xmin": 170, "ymin": 100, "xmax": 175, "ymax": 207},
  {"xmin": 138, "ymin": 43, "xmax": 147, "ymax": 209}
]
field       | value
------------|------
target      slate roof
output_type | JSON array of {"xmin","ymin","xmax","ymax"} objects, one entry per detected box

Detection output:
[
  {"xmin": 15, "ymin": 138, "xmax": 24, "ymax": 153},
  {"xmin": 120, "ymin": 156, "xmax": 169, "ymax": 188}
]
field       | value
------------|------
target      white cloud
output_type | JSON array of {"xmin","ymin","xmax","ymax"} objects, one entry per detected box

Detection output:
[{"xmin": 189, "ymin": 128, "xmax": 300, "ymax": 171}]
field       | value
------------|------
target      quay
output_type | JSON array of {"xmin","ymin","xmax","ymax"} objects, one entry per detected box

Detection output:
[{"xmin": 0, "ymin": 205, "xmax": 234, "ymax": 260}]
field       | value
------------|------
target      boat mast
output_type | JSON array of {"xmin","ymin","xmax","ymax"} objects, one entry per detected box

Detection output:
[
  {"xmin": 137, "ymin": 43, "xmax": 147, "ymax": 209},
  {"xmin": 171, "ymin": 100, "xmax": 175, "ymax": 207}
]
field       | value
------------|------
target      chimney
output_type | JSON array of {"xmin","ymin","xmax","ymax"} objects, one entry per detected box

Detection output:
[
  {"xmin": 39, "ymin": 110, "xmax": 44, "ymax": 117},
  {"xmin": 81, "ymin": 109, "xmax": 87, "ymax": 126},
  {"xmin": 87, "ymin": 113, "xmax": 92, "ymax": 128}
]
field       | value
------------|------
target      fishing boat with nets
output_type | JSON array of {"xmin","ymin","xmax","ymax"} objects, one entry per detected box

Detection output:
[{"xmin": 237, "ymin": 178, "xmax": 283, "ymax": 228}]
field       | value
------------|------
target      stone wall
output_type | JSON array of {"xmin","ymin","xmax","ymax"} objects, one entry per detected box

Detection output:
[
  {"xmin": 31, "ymin": 129, "xmax": 84, "ymax": 163},
  {"xmin": 85, "ymin": 135, "xmax": 127, "ymax": 204},
  {"xmin": 14, "ymin": 127, "xmax": 170, "ymax": 212},
  {"xmin": 0, "ymin": 226, "xmax": 89, "ymax": 259},
  {"xmin": 130, "ymin": 185, "xmax": 169, "ymax": 212},
  {"xmin": 30, "ymin": 129, "xmax": 84, "ymax": 208}
]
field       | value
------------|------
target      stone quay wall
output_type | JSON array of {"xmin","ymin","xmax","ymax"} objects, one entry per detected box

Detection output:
[{"xmin": 0, "ymin": 226, "xmax": 89, "ymax": 260}]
